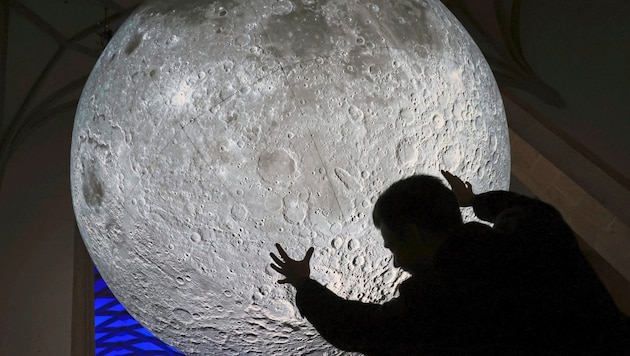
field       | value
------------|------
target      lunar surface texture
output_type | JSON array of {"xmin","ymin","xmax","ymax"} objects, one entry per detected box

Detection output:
[{"xmin": 71, "ymin": 0, "xmax": 510, "ymax": 354}]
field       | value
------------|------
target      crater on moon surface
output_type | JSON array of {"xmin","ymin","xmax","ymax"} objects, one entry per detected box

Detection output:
[
  {"xmin": 257, "ymin": 149, "xmax": 298, "ymax": 184},
  {"xmin": 70, "ymin": 0, "xmax": 510, "ymax": 354}
]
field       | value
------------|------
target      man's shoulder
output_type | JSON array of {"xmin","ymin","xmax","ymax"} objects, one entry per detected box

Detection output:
[
  {"xmin": 437, "ymin": 222, "xmax": 497, "ymax": 257},
  {"xmin": 457, "ymin": 221, "xmax": 494, "ymax": 238},
  {"xmin": 433, "ymin": 222, "xmax": 520, "ymax": 282}
]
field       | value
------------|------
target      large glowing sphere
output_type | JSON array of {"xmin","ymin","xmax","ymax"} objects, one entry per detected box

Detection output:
[{"xmin": 71, "ymin": 0, "xmax": 509, "ymax": 354}]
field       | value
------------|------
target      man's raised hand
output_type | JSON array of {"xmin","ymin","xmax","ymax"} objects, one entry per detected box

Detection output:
[
  {"xmin": 270, "ymin": 243, "xmax": 314, "ymax": 286},
  {"xmin": 441, "ymin": 170, "xmax": 475, "ymax": 207}
]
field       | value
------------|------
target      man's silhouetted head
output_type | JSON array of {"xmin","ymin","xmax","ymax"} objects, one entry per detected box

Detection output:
[{"xmin": 372, "ymin": 175, "xmax": 463, "ymax": 271}]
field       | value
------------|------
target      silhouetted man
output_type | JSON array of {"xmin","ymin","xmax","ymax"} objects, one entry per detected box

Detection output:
[{"xmin": 270, "ymin": 171, "xmax": 628, "ymax": 355}]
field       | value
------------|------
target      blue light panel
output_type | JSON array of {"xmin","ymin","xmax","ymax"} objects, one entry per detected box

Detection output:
[{"xmin": 94, "ymin": 268, "xmax": 185, "ymax": 355}]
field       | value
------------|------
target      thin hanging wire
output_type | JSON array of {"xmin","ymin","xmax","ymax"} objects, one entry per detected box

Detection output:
[{"xmin": 97, "ymin": 6, "xmax": 113, "ymax": 50}]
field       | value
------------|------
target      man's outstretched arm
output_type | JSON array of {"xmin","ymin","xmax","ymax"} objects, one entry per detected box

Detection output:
[
  {"xmin": 441, "ymin": 169, "xmax": 562, "ymax": 228},
  {"xmin": 270, "ymin": 244, "xmax": 428, "ymax": 354},
  {"xmin": 440, "ymin": 169, "xmax": 586, "ymax": 278}
]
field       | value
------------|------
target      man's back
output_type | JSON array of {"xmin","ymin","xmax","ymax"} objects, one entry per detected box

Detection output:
[
  {"xmin": 272, "ymin": 173, "xmax": 628, "ymax": 355},
  {"xmin": 295, "ymin": 191, "xmax": 627, "ymax": 354},
  {"xmin": 431, "ymin": 191, "xmax": 626, "ymax": 353}
]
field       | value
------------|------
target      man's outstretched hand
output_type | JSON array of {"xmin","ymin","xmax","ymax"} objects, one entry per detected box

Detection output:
[
  {"xmin": 270, "ymin": 243, "xmax": 314, "ymax": 286},
  {"xmin": 441, "ymin": 170, "xmax": 475, "ymax": 207}
]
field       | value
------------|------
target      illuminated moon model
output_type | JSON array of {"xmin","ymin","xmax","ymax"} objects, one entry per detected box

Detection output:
[{"xmin": 71, "ymin": 0, "xmax": 510, "ymax": 354}]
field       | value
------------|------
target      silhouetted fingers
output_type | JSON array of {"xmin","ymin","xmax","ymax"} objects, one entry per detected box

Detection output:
[
  {"xmin": 270, "ymin": 252, "xmax": 284, "ymax": 266},
  {"xmin": 275, "ymin": 243, "xmax": 290, "ymax": 260},
  {"xmin": 304, "ymin": 247, "xmax": 315, "ymax": 262},
  {"xmin": 270, "ymin": 263, "xmax": 284, "ymax": 275},
  {"xmin": 440, "ymin": 170, "xmax": 456, "ymax": 186},
  {"xmin": 442, "ymin": 170, "xmax": 467, "ymax": 188}
]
